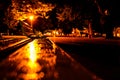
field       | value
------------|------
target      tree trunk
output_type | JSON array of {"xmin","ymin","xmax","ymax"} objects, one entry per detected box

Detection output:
[{"xmin": 88, "ymin": 20, "xmax": 92, "ymax": 38}]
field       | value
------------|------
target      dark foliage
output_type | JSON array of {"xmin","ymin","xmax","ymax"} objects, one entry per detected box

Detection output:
[
  {"xmin": 33, "ymin": 17, "xmax": 53, "ymax": 33},
  {"xmin": 48, "ymin": 7, "xmax": 58, "ymax": 29}
]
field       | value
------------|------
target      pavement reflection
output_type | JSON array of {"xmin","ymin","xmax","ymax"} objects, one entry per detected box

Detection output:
[
  {"xmin": 0, "ymin": 39, "xmax": 57, "ymax": 80},
  {"xmin": 0, "ymin": 38, "xmax": 102, "ymax": 80},
  {"xmin": 18, "ymin": 40, "xmax": 44, "ymax": 80}
]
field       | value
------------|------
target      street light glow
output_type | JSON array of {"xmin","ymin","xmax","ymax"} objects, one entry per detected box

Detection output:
[
  {"xmin": 29, "ymin": 15, "xmax": 34, "ymax": 21},
  {"xmin": 29, "ymin": 15, "xmax": 34, "ymax": 28}
]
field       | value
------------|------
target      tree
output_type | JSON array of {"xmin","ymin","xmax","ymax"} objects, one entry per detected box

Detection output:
[
  {"xmin": 94, "ymin": 0, "xmax": 120, "ymax": 39},
  {"xmin": 0, "ymin": 0, "xmax": 11, "ymax": 33},
  {"xmin": 48, "ymin": 6, "xmax": 58, "ymax": 29},
  {"xmin": 33, "ymin": 17, "xmax": 53, "ymax": 33},
  {"xmin": 56, "ymin": 5, "xmax": 77, "ymax": 34},
  {"xmin": 4, "ymin": 0, "xmax": 55, "ymax": 34}
]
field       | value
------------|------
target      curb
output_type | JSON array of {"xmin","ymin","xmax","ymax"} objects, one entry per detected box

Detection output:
[{"xmin": 0, "ymin": 38, "xmax": 32, "ymax": 54}]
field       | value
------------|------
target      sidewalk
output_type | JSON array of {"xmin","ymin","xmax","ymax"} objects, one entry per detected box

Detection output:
[{"xmin": 0, "ymin": 38, "xmax": 32, "ymax": 53}]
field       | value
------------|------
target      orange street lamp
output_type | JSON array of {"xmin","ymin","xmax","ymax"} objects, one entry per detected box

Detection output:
[
  {"xmin": 29, "ymin": 15, "xmax": 34, "ymax": 28},
  {"xmin": 29, "ymin": 15, "xmax": 34, "ymax": 21}
]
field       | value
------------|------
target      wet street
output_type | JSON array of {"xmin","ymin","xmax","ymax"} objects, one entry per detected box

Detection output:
[{"xmin": 0, "ymin": 38, "xmax": 101, "ymax": 80}]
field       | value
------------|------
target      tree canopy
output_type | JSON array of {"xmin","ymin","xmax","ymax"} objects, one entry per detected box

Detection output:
[
  {"xmin": 1, "ymin": 0, "xmax": 120, "ymax": 38},
  {"xmin": 4, "ymin": 0, "xmax": 55, "ymax": 28}
]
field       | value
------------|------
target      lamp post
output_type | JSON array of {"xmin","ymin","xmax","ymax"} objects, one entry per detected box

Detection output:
[
  {"xmin": 29, "ymin": 15, "xmax": 34, "ymax": 33},
  {"xmin": 29, "ymin": 15, "xmax": 34, "ymax": 28}
]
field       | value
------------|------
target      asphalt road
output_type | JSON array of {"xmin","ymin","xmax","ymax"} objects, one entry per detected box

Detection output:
[
  {"xmin": 48, "ymin": 37, "xmax": 120, "ymax": 80},
  {"xmin": 0, "ymin": 38, "xmax": 101, "ymax": 80}
]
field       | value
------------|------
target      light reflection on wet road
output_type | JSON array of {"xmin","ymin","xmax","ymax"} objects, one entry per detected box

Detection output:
[{"xmin": 0, "ymin": 38, "xmax": 102, "ymax": 80}]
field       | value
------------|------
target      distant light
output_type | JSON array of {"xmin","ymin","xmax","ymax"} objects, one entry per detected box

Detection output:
[
  {"xmin": 117, "ymin": 33, "xmax": 120, "ymax": 37},
  {"xmin": 23, "ymin": 1, "xmax": 25, "ymax": 3},
  {"xmin": 104, "ymin": 9, "xmax": 109, "ymax": 15}
]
